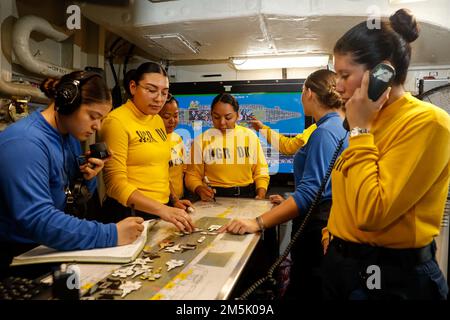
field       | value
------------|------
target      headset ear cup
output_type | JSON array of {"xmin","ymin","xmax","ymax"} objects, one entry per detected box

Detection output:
[
  {"xmin": 55, "ymin": 82, "xmax": 79, "ymax": 115},
  {"xmin": 55, "ymin": 72, "xmax": 101, "ymax": 115}
]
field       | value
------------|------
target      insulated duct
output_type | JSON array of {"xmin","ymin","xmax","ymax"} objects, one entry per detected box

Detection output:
[
  {"xmin": 12, "ymin": 15, "xmax": 74, "ymax": 78},
  {"xmin": 0, "ymin": 76, "xmax": 47, "ymax": 103}
]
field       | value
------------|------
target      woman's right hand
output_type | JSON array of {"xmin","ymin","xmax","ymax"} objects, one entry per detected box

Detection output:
[
  {"xmin": 321, "ymin": 227, "xmax": 331, "ymax": 255},
  {"xmin": 159, "ymin": 206, "xmax": 195, "ymax": 232},
  {"xmin": 269, "ymin": 194, "xmax": 285, "ymax": 206},
  {"xmin": 345, "ymin": 70, "xmax": 391, "ymax": 130},
  {"xmin": 116, "ymin": 217, "xmax": 145, "ymax": 246},
  {"xmin": 195, "ymin": 185, "xmax": 215, "ymax": 201},
  {"xmin": 248, "ymin": 117, "xmax": 264, "ymax": 131},
  {"xmin": 218, "ymin": 218, "xmax": 259, "ymax": 234}
]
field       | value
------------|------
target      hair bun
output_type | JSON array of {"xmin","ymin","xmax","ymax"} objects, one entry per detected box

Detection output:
[
  {"xmin": 39, "ymin": 78, "xmax": 59, "ymax": 99},
  {"xmin": 123, "ymin": 69, "xmax": 137, "ymax": 96},
  {"xmin": 325, "ymin": 88, "xmax": 344, "ymax": 109},
  {"xmin": 390, "ymin": 8, "xmax": 419, "ymax": 43}
]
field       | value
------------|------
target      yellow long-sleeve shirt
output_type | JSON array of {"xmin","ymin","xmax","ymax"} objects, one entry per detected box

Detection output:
[
  {"xmin": 99, "ymin": 100, "xmax": 171, "ymax": 205},
  {"xmin": 168, "ymin": 132, "xmax": 186, "ymax": 199},
  {"xmin": 259, "ymin": 123, "xmax": 317, "ymax": 155},
  {"xmin": 327, "ymin": 93, "xmax": 450, "ymax": 248},
  {"xmin": 185, "ymin": 125, "xmax": 270, "ymax": 192}
]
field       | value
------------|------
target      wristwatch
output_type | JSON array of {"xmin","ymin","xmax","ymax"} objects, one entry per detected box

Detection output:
[
  {"xmin": 350, "ymin": 127, "xmax": 370, "ymax": 137},
  {"xmin": 255, "ymin": 216, "xmax": 265, "ymax": 232}
]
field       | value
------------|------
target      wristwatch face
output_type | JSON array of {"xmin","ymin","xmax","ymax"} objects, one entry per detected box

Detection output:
[
  {"xmin": 350, "ymin": 128, "xmax": 358, "ymax": 137},
  {"xmin": 350, "ymin": 127, "xmax": 369, "ymax": 137}
]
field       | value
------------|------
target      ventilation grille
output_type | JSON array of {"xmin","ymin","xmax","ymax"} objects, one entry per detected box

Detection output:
[{"xmin": 143, "ymin": 33, "xmax": 200, "ymax": 55}]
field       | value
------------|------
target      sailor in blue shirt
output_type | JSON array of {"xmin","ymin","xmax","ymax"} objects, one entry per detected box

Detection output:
[
  {"xmin": 291, "ymin": 111, "xmax": 347, "ymax": 216},
  {"xmin": 220, "ymin": 69, "xmax": 349, "ymax": 300},
  {"xmin": 0, "ymin": 71, "xmax": 144, "ymax": 272}
]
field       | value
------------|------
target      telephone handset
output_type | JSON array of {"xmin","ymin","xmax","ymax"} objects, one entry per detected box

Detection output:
[{"xmin": 343, "ymin": 63, "xmax": 396, "ymax": 131}]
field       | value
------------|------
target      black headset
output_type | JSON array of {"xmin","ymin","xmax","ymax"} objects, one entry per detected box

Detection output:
[{"xmin": 54, "ymin": 71, "xmax": 101, "ymax": 115}]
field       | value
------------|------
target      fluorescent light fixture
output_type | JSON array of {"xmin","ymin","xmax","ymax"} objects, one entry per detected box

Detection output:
[
  {"xmin": 231, "ymin": 55, "xmax": 329, "ymax": 70},
  {"xmin": 144, "ymin": 33, "xmax": 200, "ymax": 54}
]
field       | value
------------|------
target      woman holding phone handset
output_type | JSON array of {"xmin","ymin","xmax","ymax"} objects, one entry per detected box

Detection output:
[{"xmin": 322, "ymin": 8, "xmax": 450, "ymax": 299}]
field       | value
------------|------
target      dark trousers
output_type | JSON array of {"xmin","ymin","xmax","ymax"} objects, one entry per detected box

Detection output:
[
  {"xmin": 100, "ymin": 197, "xmax": 160, "ymax": 223},
  {"xmin": 322, "ymin": 238, "xmax": 449, "ymax": 300},
  {"xmin": 284, "ymin": 219, "xmax": 327, "ymax": 300},
  {"xmin": 283, "ymin": 201, "xmax": 331, "ymax": 300},
  {"xmin": 229, "ymin": 226, "xmax": 278, "ymax": 299}
]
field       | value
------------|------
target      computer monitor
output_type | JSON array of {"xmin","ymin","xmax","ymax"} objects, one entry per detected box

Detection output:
[{"xmin": 170, "ymin": 79, "xmax": 310, "ymax": 178}]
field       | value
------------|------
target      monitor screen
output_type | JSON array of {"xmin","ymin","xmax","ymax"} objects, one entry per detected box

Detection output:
[{"xmin": 170, "ymin": 80, "xmax": 307, "ymax": 175}]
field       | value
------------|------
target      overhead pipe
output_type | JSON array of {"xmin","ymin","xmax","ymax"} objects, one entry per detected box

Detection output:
[
  {"xmin": 0, "ymin": 76, "xmax": 48, "ymax": 103},
  {"xmin": 0, "ymin": 15, "xmax": 49, "ymax": 103},
  {"xmin": 12, "ymin": 15, "xmax": 74, "ymax": 78},
  {"xmin": 0, "ymin": 15, "xmax": 76, "ymax": 102}
]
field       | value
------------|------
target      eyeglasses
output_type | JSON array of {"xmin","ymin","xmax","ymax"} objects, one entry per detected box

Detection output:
[{"xmin": 137, "ymin": 84, "xmax": 172, "ymax": 101}]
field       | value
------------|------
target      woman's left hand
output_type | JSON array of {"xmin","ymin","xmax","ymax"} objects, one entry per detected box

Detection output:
[
  {"xmin": 173, "ymin": 199, "xmax": 194, "ymax": 211},
  {"xmin": 255, "ymin": 188, "xmax": 266, "ymax": 200},
  {"xmin": 345, "ymin": 70, "xmax": 391, "ymax": 130}
]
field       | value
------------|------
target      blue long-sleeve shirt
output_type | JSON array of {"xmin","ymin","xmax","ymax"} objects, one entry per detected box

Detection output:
[
  {"xmin": 0, "ymin": 111, "xmax": 117, "ymax": 250},
  {"xmin": 292, "ymin": 112, "xmax": 348, "ymax": 215}
]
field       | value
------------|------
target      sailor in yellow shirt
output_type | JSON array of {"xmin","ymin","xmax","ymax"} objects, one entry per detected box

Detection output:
[
  {"xmin": 323, "ymin": 9, "xmax": 449, "ymax": 300},
  {"xmin": 100, "ymin": 62, "xmax": 194, "ymax": 232},
  {"xmin": 185, "ymin": 93, "xmax": 270, "ymax": 200},
  {"xmin": 159, "ymin": 96, "xmax": 187, "ymax": 201},
  {"xmin": 250, "ymin": 118, "xmax": 317, "ymax": 205}
]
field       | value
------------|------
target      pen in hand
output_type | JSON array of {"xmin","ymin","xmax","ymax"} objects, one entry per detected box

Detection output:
[{"xmin": 204, "ymin": 176, "xmax": 216, "ymax": 202}]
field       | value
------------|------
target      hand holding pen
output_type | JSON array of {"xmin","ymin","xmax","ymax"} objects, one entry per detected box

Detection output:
[
  {"xmin": 195, "ymin": 176, "xmax": 216, "ymax": 202},
  {"xmin": 204, "ymin": 176, "xmax": 216, "ymax": 202}
]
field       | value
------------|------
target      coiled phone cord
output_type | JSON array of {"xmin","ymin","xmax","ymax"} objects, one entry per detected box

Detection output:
[{"xmin": 237, "ymin": 134, "xmax": 347, "ymax": 300}]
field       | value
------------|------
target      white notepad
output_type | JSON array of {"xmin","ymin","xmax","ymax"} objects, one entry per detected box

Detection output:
[{"xmin": 11, "ymin": 220, "xmax": 157, "ymax": 266}]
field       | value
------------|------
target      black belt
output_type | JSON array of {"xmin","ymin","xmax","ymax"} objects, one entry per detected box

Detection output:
[
  {"xmin": 213, "ymin": 184, "xmax": 255, "ymax": 198},
  {"xmin": 331, "ymin": 237, "xmax": 436, "ymax": 266}
]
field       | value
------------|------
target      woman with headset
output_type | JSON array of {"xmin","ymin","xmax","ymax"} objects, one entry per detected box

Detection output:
[
  {"xmin": 220, "ymin": 69, "xmax": 348, "ymax": 300},
  {"xmin": 0, "ymin": 71, "xmax": 144, "ymax": 274},
  {"xmin": 322, "ymin": 9, "xmax": 449, "ymax": 299},
  {"xmin": 100, "ymin": 62, "xmax": 194, "ymax": 232}
]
